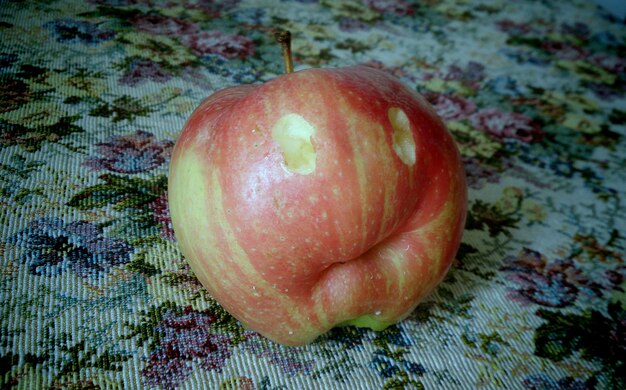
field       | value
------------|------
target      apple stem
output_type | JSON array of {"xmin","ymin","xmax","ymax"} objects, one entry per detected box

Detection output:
[{"xmin": 275, "ymin": 29, "xmax": 294, "ymax": 74}]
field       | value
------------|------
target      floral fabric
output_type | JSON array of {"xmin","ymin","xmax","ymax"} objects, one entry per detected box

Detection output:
[{"xmin": 1, "ymin": 0, "xmax": 625, "ymax": 388}]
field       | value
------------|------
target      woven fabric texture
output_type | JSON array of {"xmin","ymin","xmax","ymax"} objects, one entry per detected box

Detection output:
[{"xmin": 1, "ymin": 0, "xmax": 625, "ymax": 388}]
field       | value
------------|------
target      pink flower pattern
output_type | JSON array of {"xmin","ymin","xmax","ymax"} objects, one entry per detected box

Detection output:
[
  {"xmin": 181, "ymin": 31, "xmax": 255, "ymax": 59},
  {"xmin": 470, "ymin": 108, "xmax": 543, "ymax": 143}
]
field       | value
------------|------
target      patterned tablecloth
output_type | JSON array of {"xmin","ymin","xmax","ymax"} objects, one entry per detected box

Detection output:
[{"xmin": 1, "ymin": 0, "xmax": 625, "ymax": 389}]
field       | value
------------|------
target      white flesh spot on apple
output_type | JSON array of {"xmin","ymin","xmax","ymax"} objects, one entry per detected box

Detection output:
[
  {"xmin": 271, "ymin": 113, "xmax": 316, "ymax": 175},
  {"xmin": 388, "ymin": 107, "xmax": 416, "ymax": 166}
]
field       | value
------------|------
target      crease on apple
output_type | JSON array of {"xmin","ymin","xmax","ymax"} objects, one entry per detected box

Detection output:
[{"xmin": 309, "ymin": 163, "xmax": 466, "ymax": 335}]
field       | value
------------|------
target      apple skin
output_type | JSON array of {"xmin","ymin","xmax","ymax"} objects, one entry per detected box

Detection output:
[{"xmin": 168, "ymin": 65, "xmax": 467, "ymax": 346}]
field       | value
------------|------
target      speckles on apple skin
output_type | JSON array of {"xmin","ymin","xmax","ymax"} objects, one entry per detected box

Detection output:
[{"xmin": 251, "ymin": 285, "xmax": 261, "ymax": 297}]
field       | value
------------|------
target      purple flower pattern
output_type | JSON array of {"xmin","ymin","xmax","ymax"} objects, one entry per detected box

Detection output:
[
  {"xmin": 9, "ymin": 218, "xmax": 133, "ymax": 277},
  {"xmin": 45, "ymin": 19, "xmax": 115, "ymax": 45},
  {"xmin": 142, "ymin": 307, "xmax": 235, "ymax": 388},
  {"xmin": 83, "ymin": 130, "xmax": 173, "ymax": 174},
  {"xmin": 131, "ymin": 14, "xmax": 199, "ymax": 37},
  {"xmin": 470, "ymin": 108, "xmax": 544, "ymax": 143},
  {"xmin": 181, "ymin": 31, "xmax": 255, "ymax": 59},
  {"xmin": 501, "ymin": 248, "xmax": 606, "ymax": 308},
  {"xmin": 424, "ymin": 92, "xmax": 476, "ymax": 121},
  {"xmin": 118, "ymin": 59, "xmax": 172, "ymax": 86},
  {"xmin": 149, "ymin": 192, "xmax": 175, "ymax": 240}
]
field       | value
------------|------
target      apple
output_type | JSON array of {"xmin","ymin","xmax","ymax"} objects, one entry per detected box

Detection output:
[{"xmin": 168, "ymin": 60, "xmax": 467, "ymax": 345}]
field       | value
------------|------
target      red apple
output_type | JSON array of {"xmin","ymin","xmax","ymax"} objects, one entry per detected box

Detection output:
[{"xmin": 168, "ymin": 65, "xmax": 467, "ymax": 345}]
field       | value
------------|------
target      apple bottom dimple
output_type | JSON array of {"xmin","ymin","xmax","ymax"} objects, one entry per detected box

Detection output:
[{"xmin": 308, "ymin": 226, "xmax": 444, "ymax": 330}]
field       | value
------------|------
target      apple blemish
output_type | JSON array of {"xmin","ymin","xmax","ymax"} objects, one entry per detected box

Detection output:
[
  {"xmin": 271, "ymin": 113, "xmax": 317, "ymax": 175},
  {"xmin": 388, "ymin": 107, "xmax": 416, "ymax": 167}
]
